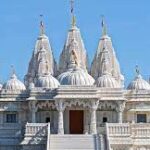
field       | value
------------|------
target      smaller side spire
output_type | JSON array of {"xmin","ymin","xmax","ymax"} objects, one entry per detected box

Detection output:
[
  {"xmin": 40, "ymin": 14, "xmax": 45, "ymax": 35},
  {"xmin": 70, "ymin": 0, "xmax": 76, "ymax": 27},
  {"xmin": 101, "ymin": 16, "xmax": 107, "ymax": 36}
]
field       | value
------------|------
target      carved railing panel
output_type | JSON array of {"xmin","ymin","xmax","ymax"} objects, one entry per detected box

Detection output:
[
  {"xmin": 106, "ymin": 123, "xmax": 150, "ymax": 138},
  {"xmin": 25, "ymin": 123, "xmax": 48, "ymax": 136}
]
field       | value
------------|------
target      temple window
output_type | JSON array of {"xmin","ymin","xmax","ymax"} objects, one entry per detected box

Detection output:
[
  {"xmin": 103, "ymin": 117, "xmax": 108, "ymax": 123},
  {"xmin": 6, "ymin": 113, "xmax": 17, "ymax": 123},
  {"xmin": 46, "ymin": 117, "xmax": 50, "ymax": 123},
  {"xmin": 137, "ymin": 114, "xmax": 147, "ymax": 123}
]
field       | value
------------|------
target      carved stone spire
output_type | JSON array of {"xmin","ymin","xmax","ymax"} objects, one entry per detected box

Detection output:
[
  {"xmin": 59, "ymin": 1, "xmax": 88, "ymax": 73},
  {"xmin": 91, "ymin": 17, "xmax": 124, "ymax": 87},
  {"xmin": 25, "ymin": 18, "xmax": 57, "ymax": 87}
]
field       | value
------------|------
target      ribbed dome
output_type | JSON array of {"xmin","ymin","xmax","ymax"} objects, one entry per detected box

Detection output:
[
  {"xmin": 127, "ymin": 74, "xmax": 150, "ymax": 90},
  {"xmin": 3, "ymin": 73, "xmax": 26, "ymax": 91},
  {"xmin": 95, "ymin": 74, "xmax": 120, "ymax": 88},
  {"xmin": 58, "ymin": 68, "xmax": 95, "ymax": 86},
  {"xmin": 36, "ymin": 74, "xmax": 60, "ymax": 88}
]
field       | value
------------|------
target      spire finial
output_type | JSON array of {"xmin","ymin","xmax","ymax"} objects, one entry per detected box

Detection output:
[
  {"xmin": 11, "ymin": 65, "xmax": 15, "ymax": 75},
  {"xmin": 70, "ymin": 0, "xmax": 76, "ymax": 27},
  {"xmin": 10, "ymin": 65, "xmax": 17, "ymax": 79},
  {"xmin": 135, "ymin": 65, "xmax": 140, "ymax": 76},
  {"xmin": 40, "ymin": 14, "xmax": 45, "ymax": 35},
  {"xmin": 101, "ymin": 15, "xmax": 107, "ymax": 36}
]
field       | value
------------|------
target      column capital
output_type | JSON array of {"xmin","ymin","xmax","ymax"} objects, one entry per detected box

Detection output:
[
  {"xmin": 90, "ymin": 100, "xmax": 99, "ymax": 111},
  {"xmin": 116, "ymin": 101, "xmax": 125, "ymax": 113},
  {"xmin": 55, "ymin": 100, "xmax": 66, "ymax": 112},
  {"xmin": 29, "ymin": 100, "xmax": 38, "ymax": 112}
]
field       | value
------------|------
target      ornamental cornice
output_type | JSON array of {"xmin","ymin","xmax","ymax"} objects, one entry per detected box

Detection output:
[
  {"xmin": 98, "ymin": 101, "xmax": 117, "ymax": 110},
  {"xmin": 37, "ymin": 101, "xmax": 56, "ymax": 109},
  {"xmin": 0, "ymin": 102, "xmax": 22, "ymax": 111},
  {"xmin": 54, "ymin": 95, "xmax": 98, "ymax": 99}
]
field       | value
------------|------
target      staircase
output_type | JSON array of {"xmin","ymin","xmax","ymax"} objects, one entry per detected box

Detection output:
[{"xmin": 48, "ymin": 134, "xmax": 104, "ymax": 150}]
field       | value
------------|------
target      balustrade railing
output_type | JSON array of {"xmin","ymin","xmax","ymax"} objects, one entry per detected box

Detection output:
[
  {"xmin": 25, "ymin": 123, "xmax": 48, "ymax": 136},
  {"xmin": 107, "ymin": 123, "xmax": 131, "ymax": 136},
  {"xmin": 106, "ymin": 123, "xmax": 150, "ymax": 138}
]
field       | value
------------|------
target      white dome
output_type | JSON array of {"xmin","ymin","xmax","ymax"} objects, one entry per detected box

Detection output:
[
  {"xmin": 3, "ymin": 74, "xmax": 26, "ymax": 91},
  {"xmin": 58, "ymin": 68, "xmax": 95, "ymax": 86},
  {"xmin": 36, "ymin": 74, "xmax": 60, "ymax": 88},
  {"xmin": 95, "ymin": 74, "xmax": 120, "ymax": 88},
  {"xmin": 127, "ymin": 74, "xmax": 150, "ymax": 90}
]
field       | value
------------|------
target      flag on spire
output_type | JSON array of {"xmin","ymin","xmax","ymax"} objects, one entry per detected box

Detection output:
[
  {"xmin": 135, "ymin": 65, "xmax": 140, "ymax": 75},
  {"xmin": 101, "ymin": 16, "xmax": 107, "ymax": 36},
  {"xmin": 40, "ymin": 14, "xmax": 45, "ymax": 35},
  {"xmin": 70, "ymin": 0, "xmax": 74, "ymax": 14}
]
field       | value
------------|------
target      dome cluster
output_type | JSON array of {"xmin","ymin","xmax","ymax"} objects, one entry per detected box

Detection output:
[{"xmin": 1, "ymin": 19, "xmax": 150, "ymax": 92}]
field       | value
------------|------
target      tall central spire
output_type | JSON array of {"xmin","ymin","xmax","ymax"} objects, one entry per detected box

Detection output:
[
  {"xmin": 59, "ymin": 0, "xmax": 88, "ymax": 73},
  {"xmin": 70, "ymin": 0, "xmax": 76, "ymax": 27}
]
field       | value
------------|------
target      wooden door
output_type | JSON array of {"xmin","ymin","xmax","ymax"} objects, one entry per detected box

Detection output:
[{"xmin": 69, "ymin": 110, "xmax": 84, "ymax": 134}]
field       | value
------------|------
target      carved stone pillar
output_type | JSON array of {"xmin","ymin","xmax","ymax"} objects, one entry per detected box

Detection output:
[
  {"xmin": 90, "ymin": 100, "xmax": 99, "ymax": 134},
  {"xmin": 116, "ymin": 101, "xmax": 125, "ymax": 123},
  {"xmin": 29, "ymin": 100, "xmax": 38, "ymax": 123},
  {"xmin": 84, "ymin": 110, "xmax": 89, "ymax": 134},
  {"xmin": 55, "ymin": 100, "xmax": 66, "ymax": 134}
]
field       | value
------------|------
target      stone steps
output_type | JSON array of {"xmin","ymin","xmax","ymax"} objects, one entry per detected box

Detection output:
[{"xmin": 49, "ymin": 134, "xmax": 102, "ymax": 150}]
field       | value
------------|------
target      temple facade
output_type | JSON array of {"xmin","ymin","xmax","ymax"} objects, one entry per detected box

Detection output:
[{"xmin": 0, "ymin": 5, "xmax": 150, "ymax": 150}]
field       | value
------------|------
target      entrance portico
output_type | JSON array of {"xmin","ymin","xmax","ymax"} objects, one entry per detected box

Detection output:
[{"xmin": 55, "ymin": 98, "xmax": 99, "ymax": 135}]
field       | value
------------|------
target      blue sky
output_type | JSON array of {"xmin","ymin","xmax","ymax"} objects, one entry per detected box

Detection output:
[{"xmin": 0, "ymin": 0, "xmax": 150, "ymax": 86}]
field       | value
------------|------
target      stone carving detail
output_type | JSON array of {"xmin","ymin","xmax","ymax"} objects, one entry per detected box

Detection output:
[
  {"xmin": 98, "ymin": 101, "xmax": 117, "ymax": 110},
  {"xmin": 29, "ymin": 101, "xmax": 38, "ymax": 123},
  {"xmin": 37, "ymin": 101, "xmax": 56, "ymax": 110},
  {"xmin": 115, "ymin": 101, "xmax": 125, "ymax": 123},
  {"xmin": 116, "ymin": 101, "xmax": 125, "ymax": 113},
  {"xmin": 29, "ymin": 100, "xmax": 38, "ymax": 112},
  {"xmin": 0, "ymin": 102, "xmax": 20, "ymax": 111},
  {"xmin": 55, "ymin": 100, "xmax": 66, "ymax": 112},
  {"xmin": 64, "ymin": 99, "xmax": 91, "ymax": 108}
]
